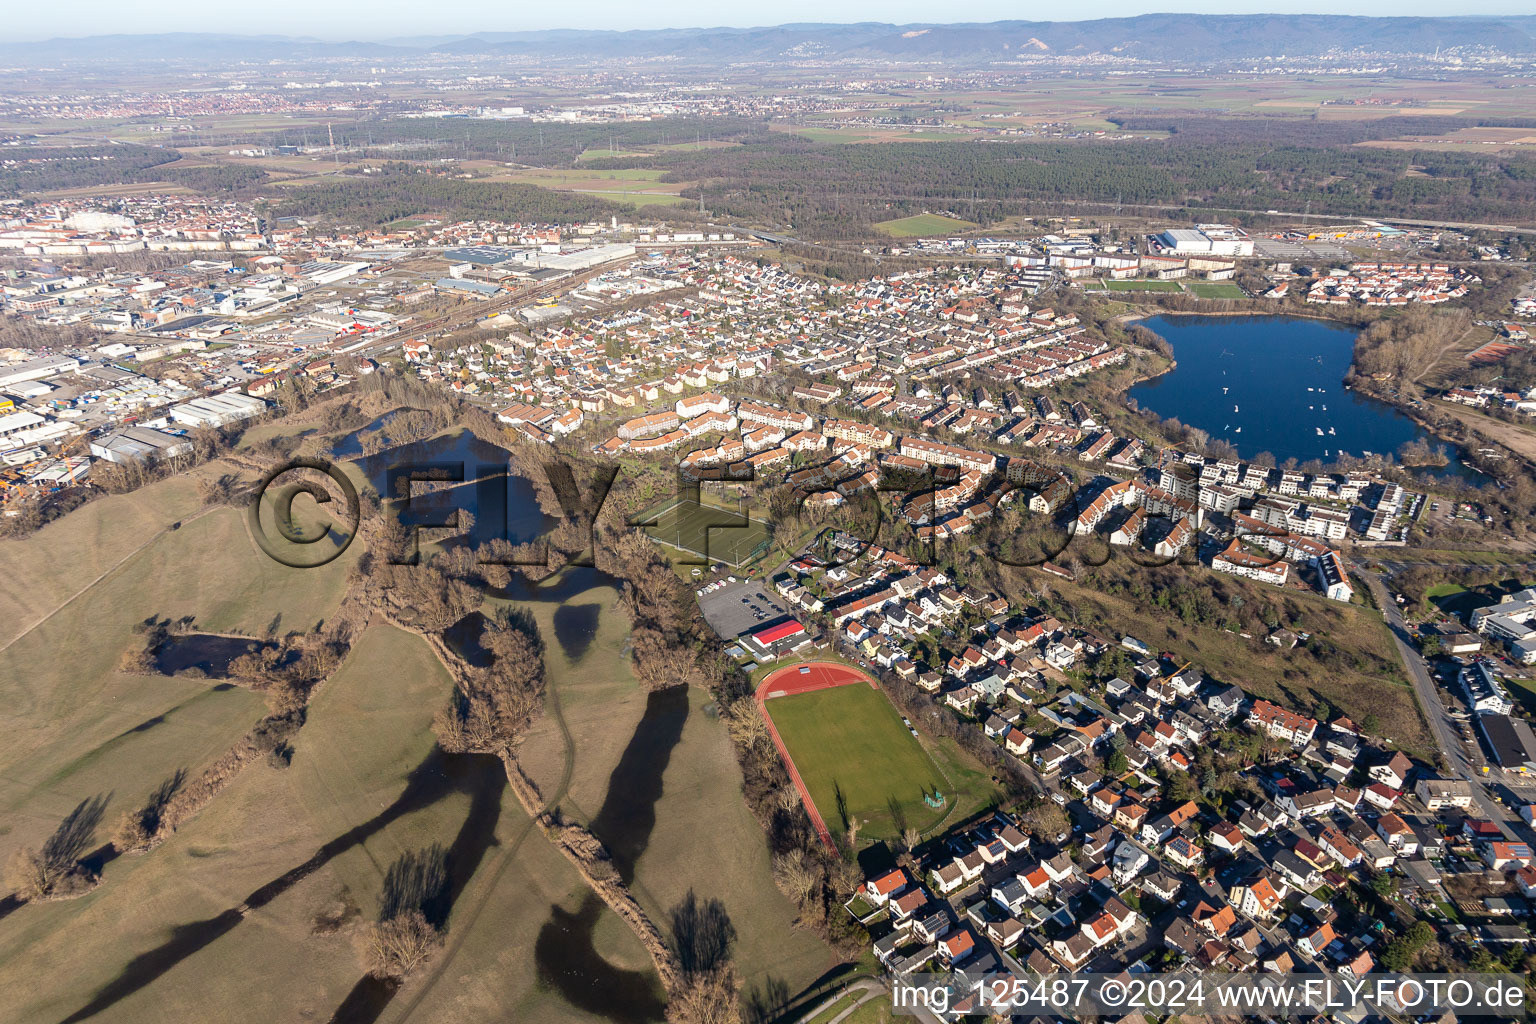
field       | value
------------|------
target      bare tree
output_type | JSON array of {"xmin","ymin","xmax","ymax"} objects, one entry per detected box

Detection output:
[
  {"xmin": 363, "ymin": 911, "xmax": 440, "ymax": 980},
  {"xmin": 361, "ymin": 845, "xmax": 449, "ymax": 980},
  {"xmin": 5, "ymin": 795, "xmax": 110, "ymax": 900},
  {"xmin": 771, "ymin": 849, "xmax": 820, "ymax": 907}
]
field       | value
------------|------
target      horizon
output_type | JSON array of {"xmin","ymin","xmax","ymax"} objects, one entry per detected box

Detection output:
[{"xmin": 9, "ymin": 5, "xmax": 1536, "ymax": 44}]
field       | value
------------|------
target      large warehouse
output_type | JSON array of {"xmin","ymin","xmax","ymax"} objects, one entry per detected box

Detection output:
[
  {"xmin": 1154, "ymin": 225, "xmax": 1255, "ymax": 257},
  {"xmin": 89, "ymin": 426, "xmax": 194, "ymax": 464},
  {"xmin": 167, "ymin": 393, "xmax": 267, "ymax": 429}
]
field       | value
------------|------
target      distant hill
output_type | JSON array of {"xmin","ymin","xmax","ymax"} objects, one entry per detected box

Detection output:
[{"xmin": 8, "ymin": 16, "xmax": 1536, "ymax": 65}]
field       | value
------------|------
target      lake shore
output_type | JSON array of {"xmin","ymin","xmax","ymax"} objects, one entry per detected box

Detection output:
[
  {"xmin": 1118, "ymin": 305, "xmax": 1362, "ymax": 326},
  {"xmin": 1126, "ymin": 312, "xmax": 1476, "ymax": 479}
]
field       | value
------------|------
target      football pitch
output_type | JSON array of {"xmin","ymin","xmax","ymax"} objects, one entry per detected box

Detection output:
[
  {"xmin": 765, "ymin": 678, "xmax": 951, "ymax": 840},
  {"xmin": 1099, "ymin": 279, "xmax": 1184, "ymax": 292},
  {"xmin": 1185, "ymin": 280, "xmax": 1246, "ymax": 298},
  {"xmin": 636, "ymin": 497, "xmax": 772, "ymax": 566}
]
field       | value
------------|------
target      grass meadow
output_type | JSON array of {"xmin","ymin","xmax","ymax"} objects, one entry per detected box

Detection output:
[
  {"xmin": 510, "ymin": 570, "xmax": 834, "ymax": 1001},
  {"xmin": 872, "ymin": 213, "xmax": 977, "ymax": 238}
]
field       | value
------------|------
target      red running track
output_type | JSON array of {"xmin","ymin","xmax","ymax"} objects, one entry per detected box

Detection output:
[{"xmin": 755, "ymin": 661, "xmax": 877, "ymax": 849}]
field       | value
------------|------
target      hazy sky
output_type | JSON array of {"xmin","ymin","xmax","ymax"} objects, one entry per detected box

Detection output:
[{"xmin": 11, "ymin": 0, "xmax": 1535, "ymax": 41}]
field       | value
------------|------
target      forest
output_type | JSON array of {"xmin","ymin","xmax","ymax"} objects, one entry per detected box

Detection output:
[
  {"xmin": 576, "ymin": 134, "xmax": 1536, "ymax": 236},
  {"xmin": 11, "ymin": 113, "xmax": 1536, "ymax": 241},
  {"xmin": 275, "ymin": 164, "xmax": 624, "ymax": 226},
  {"xmin": 0, "ymin": 146, "xmax": 267, "ymax": 198},
  {"xmin": 0, "ymin": 144, "xmax": 178, "ymax": 196}
]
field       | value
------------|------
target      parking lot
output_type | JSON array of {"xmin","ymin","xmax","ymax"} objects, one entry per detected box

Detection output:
[{"xmin": 697, "ymin": 577, "xmax": 794, "ymax": 640}]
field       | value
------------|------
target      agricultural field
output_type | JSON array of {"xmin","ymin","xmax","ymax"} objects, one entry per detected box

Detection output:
[
  {"xmin": 765, "ymin": 681, "xmax": 955, "ymax": 840},
  {"xmin": 576, "ymin": 147, "xmax": 652, "ymax": 162},
  {"xmin": 468, "ymin": 162, "xmax": 692, "ymax": 204},
  {"xmin": 579, "ymin": 191, "xmax": 687, "ymax": 207},
  {"xmin": 873, "ymin": 213, "xmax": 977, "ymax": 238}
]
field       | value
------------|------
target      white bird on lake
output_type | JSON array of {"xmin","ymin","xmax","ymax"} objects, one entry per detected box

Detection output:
[
  {"xmin": 1316, "ymin": 428, "xmax": 1324, "ymax": 436},
  {"xmin": 1234, "ymin": 427, "xmax": 1241, "ymax": 433},
  {"xmin": 1233, "ymin": 404, "xmax": 1239, "ymax": 412},
  {"xmin": 1328, "ymin": 427, "xmax": 1336, "ymax": 436}
]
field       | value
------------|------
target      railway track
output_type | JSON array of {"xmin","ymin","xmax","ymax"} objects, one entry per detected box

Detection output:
[{"xmin": 402, "ymin": 258, "xmax": 640, "ymax": 341}]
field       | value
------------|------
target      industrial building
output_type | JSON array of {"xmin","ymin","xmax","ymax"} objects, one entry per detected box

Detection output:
[
  {"xmin": 167, "ymin": 393, "xmax": 267, "ymax": 429},
  {"xmin": 0, "ymin": 409, "xmax": 47, "ymax": 439},
  {"xmin": 440, "ymin": 243, "xmax": 635, "ymax": 275},
  {"xmin": 0, "ymin": 354, "xmax": 82, "ymax": 389},
  {"xmin": 89, "ymin": 426, "xmax": 194, "ymax": 464},
  {"xmin": 523, "ymin": 244, "xmax": 636, "ymax": 273},
  {"xmin": 433, "ymin": 277, "xmax": 502, "ymax": 298},
  {"xmin": 1153, "ymin": 225, "xmax": 1254, "ymax": 257}
]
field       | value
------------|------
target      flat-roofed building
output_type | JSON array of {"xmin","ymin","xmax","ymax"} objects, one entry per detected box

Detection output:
[
  {"xmin": 168, "ymin": 393, "xmax": 267, "ymax": 428},
  {"xmin": 1477, "ymin": 714, "xmax": 1536, "ymax": 774},
  {"xmin": 89, "ymin": 426, "xmax": 193, "ymax": 464}
]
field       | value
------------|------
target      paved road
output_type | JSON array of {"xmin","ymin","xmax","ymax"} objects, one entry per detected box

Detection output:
[
  {"xmin": 793, "ymin": 978, "xmax": 905, "ymax": 1024},
  {"xmin": 1359, "ymin": 569, "xmax": 1521, "ymax": 841}
]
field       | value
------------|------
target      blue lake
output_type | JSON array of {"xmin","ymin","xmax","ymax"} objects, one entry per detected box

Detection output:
[{"xmin": 1128, "ymin": 314, "xmax": 1466, "ymax": 476}]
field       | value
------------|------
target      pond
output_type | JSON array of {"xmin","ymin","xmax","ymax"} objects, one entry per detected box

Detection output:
[
  {"xmin": 327, "ymin": 407, "xmax": 425, "ymax": 459},
  {"xmin": 154, "ymin": 634, "xmax": 291, "ymax": 678},
  {"xmin": 349, "ymin": 429, "xmax": 553, "ymax": 550},
  {"xmin": 1128, "ymin": 314, "xmax": 1471, "ymax": 477}
]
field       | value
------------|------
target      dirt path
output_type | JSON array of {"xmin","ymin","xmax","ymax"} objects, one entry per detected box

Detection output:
[
  {"xmin": 1411, "ymin": 321, "xmax": 1480, "ymax": 385},
  {"xmin": 794, "ymin": 979, "xmax": 888, "ymax": 1024},
  {"xmin": 1438, "ymin": 404, "xmax": 1536, "ymax": 463},
  {"xmin": 389, "ymin": 610, "xmax": 613, "ymax": 1023},
  {"xmin": 0, "ymin": 506, "xmax": 218, "ymax": 655}
]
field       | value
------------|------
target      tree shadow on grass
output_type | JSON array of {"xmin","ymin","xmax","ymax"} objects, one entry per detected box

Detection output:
[{"xmin": 57, "ymin": 748, "xmax": 503, "ymax": 1024}]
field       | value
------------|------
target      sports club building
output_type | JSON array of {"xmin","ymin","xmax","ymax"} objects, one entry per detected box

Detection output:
[{"xmin": 746, "ymin": 619, "xmax": 811, "ymax": 659}]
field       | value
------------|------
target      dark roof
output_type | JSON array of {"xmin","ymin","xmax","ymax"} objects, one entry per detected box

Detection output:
[{"xmin": 1477, "ymin": 714, "xmax": 1536, "ymax": 771}]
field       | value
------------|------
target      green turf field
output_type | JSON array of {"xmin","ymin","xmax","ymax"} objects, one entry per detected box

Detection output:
[
  {"xmin": 1186, "ymin": 281, "xmax": 1246, "ymax": 298},
  {"xmin": 765, "ymin": 683, "xmax": 951, "ymax": 839},
  {"xmin": 1099, "ymin": 279, "xmax": 1185, "ymax": 292},
  {"xmin": 873, "ymin": 213, "xmax": 976, "ymax": 238},
  {"xmin": 636, "ymin": 497, "xmax": 771, "ymax": 566}
]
